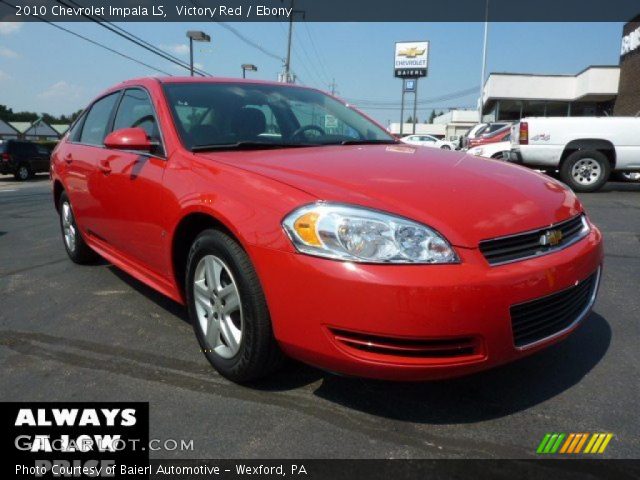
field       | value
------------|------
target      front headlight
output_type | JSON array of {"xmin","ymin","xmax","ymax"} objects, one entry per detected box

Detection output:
[{"xmin": 282, "ymin": 203, "xmax": 459, "ymax": 264}]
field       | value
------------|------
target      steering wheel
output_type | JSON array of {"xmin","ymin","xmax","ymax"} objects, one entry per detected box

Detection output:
[{"xmin": 292, "ymin": 124, "xmax": 326, "ymax": 141}]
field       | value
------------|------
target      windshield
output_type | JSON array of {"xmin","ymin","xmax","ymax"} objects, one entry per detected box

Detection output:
[{"xmin": 162, "ymin": 82, "xmax": 396, "ymax": 150}]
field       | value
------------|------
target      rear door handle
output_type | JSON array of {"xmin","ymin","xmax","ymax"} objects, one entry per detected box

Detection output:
[{"xmin": 98, "ymin": 159, "xmax": 111, "ymax": 174}]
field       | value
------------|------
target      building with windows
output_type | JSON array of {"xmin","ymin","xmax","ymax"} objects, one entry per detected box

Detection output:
[
  {"xmin": 480, "ymin": 66, "xmax": 620, "ymax": 122},
  {"xmin": 480, "ymin": 17, "xmax": 640, "ymax": 122}
]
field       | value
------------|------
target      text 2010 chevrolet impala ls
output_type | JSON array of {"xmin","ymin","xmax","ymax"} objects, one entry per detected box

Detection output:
[{"xmin": 51, "ymin": 78, "xmax": 603, "ymax": 383}]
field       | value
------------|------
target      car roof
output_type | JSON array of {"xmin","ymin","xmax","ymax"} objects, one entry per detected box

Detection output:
[{"xmin": 120, "ymin": 76, "xmax": 313, "ymax": 89}]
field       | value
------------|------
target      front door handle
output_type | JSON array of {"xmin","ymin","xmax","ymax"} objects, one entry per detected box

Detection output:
[
  {"xmin": 98, "ymin": 159, "xmax": 111, "ymax": 174},
  {"xmin": 64, "ymin": 154, "xmax": 73, "ymax": 164}
]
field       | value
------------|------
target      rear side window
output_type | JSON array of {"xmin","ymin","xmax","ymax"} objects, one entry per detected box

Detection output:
[
  {"xmin": 113, "ymin": 89, "xmax": 159, "ymax": 140},
  {"xmin": 80, "ymin": 93, "xmax": 119, "ymax": 146},
  {"xmin": 67, "ymin": 112, "xmax": 87, "ymax": 142},
  {"xmin": 13, "ymin": 142, "xmax": 37, "ymax": 155}
]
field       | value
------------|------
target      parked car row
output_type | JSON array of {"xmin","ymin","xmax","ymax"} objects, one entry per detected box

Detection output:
[
  {"xmin": 460, "ymin": 117, "xmax": 640, "ymax": 192},
  {"xmin": 508, "ymin": 116, "xmax": 640, "ymax": 192},
  {"xmin": 0, "ymin": 139, "xmax": 52, "ymax": 180}
]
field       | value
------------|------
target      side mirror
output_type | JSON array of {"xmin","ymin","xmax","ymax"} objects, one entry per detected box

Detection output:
[{"xmin": 104, "ymin": 127, "xmax": 154, "ymax": 152}]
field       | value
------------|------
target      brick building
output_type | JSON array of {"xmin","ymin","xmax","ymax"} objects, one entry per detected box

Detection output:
[{"xmin": 613, "ymin": 16, "xmax": 640, "ymax": 116}]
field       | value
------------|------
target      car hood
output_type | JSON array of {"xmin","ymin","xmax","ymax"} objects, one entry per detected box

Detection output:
[{"xmin": 198, "ymin": 144, "xmax": 582, "ymax": 248}]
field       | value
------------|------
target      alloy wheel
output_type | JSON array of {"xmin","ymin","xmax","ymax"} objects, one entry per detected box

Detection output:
[
  {"xmin": 571, "ymin": 158, "xmax": 602, "ymax": 185},
  {"xmin": 18, "ymin": 166, "xmax": 29, "ymax": 180},
  {"xmin": 61, "ymin": 202, "xmax": 76, "ymax": 252},
  {"xmin": 193, "ymin": 255, "xmax": 243, "ymax": 359}
]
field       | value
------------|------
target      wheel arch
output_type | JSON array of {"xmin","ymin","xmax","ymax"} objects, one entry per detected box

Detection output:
[
  {"xmin": 170, "ymin": 210, "xmax": 245, "ymax": 299},
  {"xmin": 560, "ymin": 139, "xmax": 616, "ymax": 170},
  {"xmin": 53, "ymin": 179, "xmax": 65, "ymax": 212}
]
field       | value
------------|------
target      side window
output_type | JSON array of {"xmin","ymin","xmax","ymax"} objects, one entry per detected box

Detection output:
[
  {"xmin": 23, "ymin": 143, "xmax": 38, "ymax": 155},
  {"xmin": 113, "ymin": 89, "xmax": 159, "ymax": 141},
  {"xmin": 79, "ymin": 93, "xmax": 119, "ymax": 146},
  {"xmin": 67, "ymin": 111, "xmax": 87, "ymax": 142}
]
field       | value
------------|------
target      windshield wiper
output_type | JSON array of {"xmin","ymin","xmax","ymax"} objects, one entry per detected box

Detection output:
[
  {"xmin": 339, "ymin": 139, "xmax": 399, "ymax": 146},
  {"xmin": 191, "ymin": 141, "xmax": 315, "ymax": 152}
]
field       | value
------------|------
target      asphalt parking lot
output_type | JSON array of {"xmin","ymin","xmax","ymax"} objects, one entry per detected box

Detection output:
[{"xmin": 0, "ymin": 174, "xmax": 638, "ymax": 459}]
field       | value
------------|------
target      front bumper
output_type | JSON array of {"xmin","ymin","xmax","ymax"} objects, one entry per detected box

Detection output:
[{"xmin": 249, "ymin": 226, "xmax": 603, "ymax": 381}]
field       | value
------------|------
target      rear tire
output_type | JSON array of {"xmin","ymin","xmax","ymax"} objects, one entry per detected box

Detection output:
[
  {"xmin": 560, "ymin": 150, "xmax": 610, "ymax": 193},
  {"xmin": 186, "ymin": 229, "xmax": 283, "ymax": 383},
  {"xmin": 58, "ymin": 192, "xmax": 99, "ymax": 264},
  {"xmin": 14, "ymin": 164, "xmax": 31, "ymax": 181}
]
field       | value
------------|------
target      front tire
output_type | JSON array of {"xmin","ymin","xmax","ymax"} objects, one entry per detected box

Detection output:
[
  {"xmin": 58, "ymin": 192, "xmax": 98, "ymax": 264},
  {"xmin": 186, "ymin": 229, "xmax": 282, "ymax": 383},
  {"xmin": 440, "ymin": 145, "xmax": 451, "ymax": 150},
  {"xmin": 560, "ymin": 150, "xmax": 610, "ymax": 193}
]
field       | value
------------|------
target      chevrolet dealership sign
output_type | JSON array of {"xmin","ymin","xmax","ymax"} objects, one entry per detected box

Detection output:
[{"xmin": 394, "ymin": 41, "xmax": 429, "ymax": 78}]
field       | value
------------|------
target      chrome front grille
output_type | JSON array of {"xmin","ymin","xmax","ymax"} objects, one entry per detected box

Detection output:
[{"xmin": 479, "ymin": 215, "xmax": 588, "ymax": 265}]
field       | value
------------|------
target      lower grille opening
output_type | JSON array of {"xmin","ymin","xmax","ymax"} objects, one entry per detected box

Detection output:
[
  {"xmin": 329, "ymin": 328, "xmax": 479, "ymax": 359},
  {"xmin": 510, "ymin": 271, "xmax": 599, "ymax": 348}
]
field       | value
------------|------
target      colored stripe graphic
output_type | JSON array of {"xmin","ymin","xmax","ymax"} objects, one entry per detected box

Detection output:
[
  {"xmin": 537, "ymin": 433, "xmax": 552, "ymax": 453},
  {"xmin": 538, "ymin": 433, "xmax": 613, "ymax": 454}
]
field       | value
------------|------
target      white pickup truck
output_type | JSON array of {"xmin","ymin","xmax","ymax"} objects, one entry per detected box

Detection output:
[{"xmin": 509, "ymin": 117, "xmax": 640, "ymax": 192}]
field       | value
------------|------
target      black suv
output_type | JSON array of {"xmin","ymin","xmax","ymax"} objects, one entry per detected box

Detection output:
[{"xmin": 0, "ymin": 140, "xmax": 51, "ymax": 180}]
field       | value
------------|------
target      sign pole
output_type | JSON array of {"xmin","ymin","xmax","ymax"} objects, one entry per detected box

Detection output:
[
  {"xmin": 394, "ymin": 41, "xmax": 429, "ymax": 137},
  {"xmin": 412, "ymin": 79, "xmax": 419, "ymax": 134},
  {"xmin": 400, "ymin": 80, "xmax": 406, "ymax": 137}
]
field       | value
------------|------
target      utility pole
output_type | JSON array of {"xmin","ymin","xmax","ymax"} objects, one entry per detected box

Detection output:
[
  {"xmin": 284, "ymin": 0, "xmax": 294, "ymax": 83},
  {"xmin": 281, "ymin": 0, "xmax": 304, "ymax": 83},
  {"xmin": 328, "ymin": 78, "xmax": 338, "ymax": 95},
  {"xmin": 478, "ymin": 0, "xmax": 490, "ymax": 122}
]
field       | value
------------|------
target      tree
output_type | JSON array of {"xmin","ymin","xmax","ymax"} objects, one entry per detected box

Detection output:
[
  {"xmin": 405, "ymin": 115, "xmax": 414, "ymax": 124},
  {"xmin": 0, "ymin": 104, "xmax": 14, "ymax": 121},
  {"xmin": 0, "ymin": 104, "xmax": 82, "ymax": 124}
]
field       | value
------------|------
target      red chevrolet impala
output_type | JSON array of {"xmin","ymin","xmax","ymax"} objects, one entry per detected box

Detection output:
[{"xmin": 51, "ymin": 77, "xmax": 603, "ymax": 383}]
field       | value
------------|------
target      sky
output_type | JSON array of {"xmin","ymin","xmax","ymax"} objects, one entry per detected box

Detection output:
[{"xmin": 0, "ymin": 21, "xmax": 625, "ymax": 125}]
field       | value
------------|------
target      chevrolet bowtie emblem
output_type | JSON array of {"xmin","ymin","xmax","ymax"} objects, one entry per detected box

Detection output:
[
  {"xmin": 398, "ymin": 47, "xmax": 426, "ymax": 58},
  {"xmin": 540, "ymin": 229, "xmax": 563, "ymax": 247}
]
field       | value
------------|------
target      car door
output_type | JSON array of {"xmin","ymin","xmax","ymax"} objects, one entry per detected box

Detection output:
[
  {"xmin": 63, "ymin": 92, "xmax": 120, "ymax": 237},
  {"xmin": 92, "ymin": 87, "xmax": 168, "ymax": 275}
]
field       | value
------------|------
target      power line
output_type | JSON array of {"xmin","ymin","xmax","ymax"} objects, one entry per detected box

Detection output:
[
  {"xmin": 302, "ymin": 23, "xmax": 333, "ymax": 87},
  {"xmin": 57, "ymin": 0, "xmax": 210, "ymax": 76},
  {"xmin": 293, "ymin": 28, "xmax": 328, "ymax": 87},
  {"xmin": 345, "ymin": 87, "xmax": 479, "ymax": 106},
  {"xmin": 189, "ymin": 0, "xmax": 284, "ymax": 62},
  {"xmin": 0, "ymin": 0, "xmax": 173, "ymax": 76},
  {"xmin": 358, "ymin": 105, "xmax": 474, "ymax": 111},
  {"xmin": 64, "ymin": 0, "xmax": 209, "ymax": 76}
]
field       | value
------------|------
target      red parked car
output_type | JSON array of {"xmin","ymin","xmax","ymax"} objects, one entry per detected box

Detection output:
[
  {"xmin": 467, "ymin": 125, "xmax": 511, "ymax": 149},
  {"xmin": 51, "ymin": 78, "xmax": 603, "ymax": 383}
]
